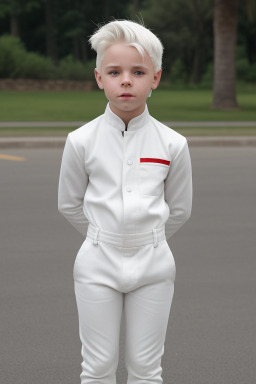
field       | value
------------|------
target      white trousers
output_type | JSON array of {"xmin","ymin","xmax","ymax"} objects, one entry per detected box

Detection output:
[{"xmin": 73, "ymin": 224, "xmax": 176, "ymax": 384}]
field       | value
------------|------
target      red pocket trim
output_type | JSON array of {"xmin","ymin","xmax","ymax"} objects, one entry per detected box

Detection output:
[{"xmin": 140, "ymin": 158, "xmax": 170, "ymax": 166}]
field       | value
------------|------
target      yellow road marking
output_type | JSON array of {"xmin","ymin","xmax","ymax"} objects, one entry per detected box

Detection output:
[{"xmin": 0, "ymin": 154, "xmax": 26, "ymax": 162}]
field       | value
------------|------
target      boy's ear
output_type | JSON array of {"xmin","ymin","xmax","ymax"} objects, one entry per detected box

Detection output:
[
  {"xmin": 151, "ymin": 69, "xmax": 162, "ymax": 90},
  {"xmin": 94, "ymin": 68, "xmax": 104, "ymax": 90}
]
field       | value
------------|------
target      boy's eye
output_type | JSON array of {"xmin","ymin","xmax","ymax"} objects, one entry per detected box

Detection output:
[
  {"xmin": 134, "ymin": 71, "xmax": 144, "ymax": 76},
  {"xmin": 109, "ymin": 70, "xmax": 119, "ymax": 75}
]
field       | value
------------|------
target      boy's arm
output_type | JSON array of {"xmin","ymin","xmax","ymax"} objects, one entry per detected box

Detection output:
[
  {"xmin": 58, "ymin": 134, "xmax": 89, "ymax": 236},
  {"xmin": 164, "ymin": 139, "xmax": 192, "ymax": 240}
]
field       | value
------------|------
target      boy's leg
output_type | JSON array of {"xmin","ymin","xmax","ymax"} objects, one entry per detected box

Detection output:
[
  {"xmin": 75, "ymin": 282, "xmax": 123, "ymax": 384},
  {"xmin": 74, "ymin": 239, "xmax": 124, "ymax": 384},
  {"xmin": 123, "ymin": 243, "xmax": 175, "ymax": 384}
]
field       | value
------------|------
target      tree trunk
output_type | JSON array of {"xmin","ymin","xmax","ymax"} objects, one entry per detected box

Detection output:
[
  {"xmin": 192, "ymin": 42, "xmax": 201, "ymax": 84},
  {"xmin": 191, "ymin": 0, "xmax": 205, "ymax": 84},
  {"xmin": 73, "ymin": 36, "xmax": 80, "ymax": 61},
  {"xmin": 10, "ymin": 15, "xmax": 20, "ymax": 38},
  {"xmin": 80, "ymin": 38, "xmax": 88, "ymax": 63},
  {"xmin": 133, "ymin": 0, "xmax": 140, "ymax": 10},
  {"xmin": 45, "ymin": 0, "xmax": 57, "ymax": 62},
  {"xmin": 211, "ymin": 0, "xmax": 239, "ymax": 109},
  {"xmin": 104, "ymin": 0, "xmax": 110, "ymax": 20}
]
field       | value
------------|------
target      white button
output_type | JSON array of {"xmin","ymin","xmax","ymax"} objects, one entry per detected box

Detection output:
[
  {"xmin": 127, "ymin": 187, "xmax": 132, "ymax": 192},
  {"xmin": 127, "ymin": 159, "xmax": 133, "ymax": 165}
]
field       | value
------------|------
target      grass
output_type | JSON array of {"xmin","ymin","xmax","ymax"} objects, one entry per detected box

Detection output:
[{"xmin": 0, "ymin": 87, "xmax": 255, "ymax": 136}]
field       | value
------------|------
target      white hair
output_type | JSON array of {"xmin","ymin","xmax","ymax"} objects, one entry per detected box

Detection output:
[{"xmin": 89, "ymin": 19, "xmax": 163, "ymax": 73}]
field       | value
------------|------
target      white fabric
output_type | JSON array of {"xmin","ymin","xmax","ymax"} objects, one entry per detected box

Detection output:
[
  {"xmin": 87, "ymin": 223, "xmax": 165, "ymax": 247},
  {"xmin": 74, "ymin": 236, "xmax": 175, "ymax": 384},
  {"xmin": 58, "ymin": 102, "xmax": 193, "ymax": 383},
  {"xmin": 58, "ymin": 102, "xmax": 192, "ymax": 240}
]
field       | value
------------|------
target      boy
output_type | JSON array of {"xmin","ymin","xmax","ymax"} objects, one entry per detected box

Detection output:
[{"xmin": 58, "ymin": 19, "xmax": 192, "ymax": 384}]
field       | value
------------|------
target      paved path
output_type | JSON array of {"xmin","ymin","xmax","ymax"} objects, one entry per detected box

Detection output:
[
  {"xmin": 0, "ymin": 147, "xmax": 255, "ymax": 384},
  {"xmin": 1, "ymin": 121, "xmax": 256, "ymax": 148},
  {"xmin": 1, "ymin": 121, "xmax": 256, "ymax": 127}
]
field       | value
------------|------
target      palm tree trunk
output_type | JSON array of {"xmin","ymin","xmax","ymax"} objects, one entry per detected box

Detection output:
[
  {"xmin": 211, "ymin": 0, "xmax": 239, "ymax": 109},
  {"xmin": 10, "ymin": 15, "xmax": 20, "ymax": 38}
]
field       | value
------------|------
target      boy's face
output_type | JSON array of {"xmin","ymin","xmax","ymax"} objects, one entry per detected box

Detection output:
[{"xmin": 94, "ymin": 43, "xmax": 162, "ymax": 125}]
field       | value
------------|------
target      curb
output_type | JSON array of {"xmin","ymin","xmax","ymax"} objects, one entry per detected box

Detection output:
[
  {"xmin": 187, "ymin": 136, "xmax": 256, "ymax": 147},
  {"xmin": 1, "ymin": 136, "xmax": 256, "ymax": 149}
]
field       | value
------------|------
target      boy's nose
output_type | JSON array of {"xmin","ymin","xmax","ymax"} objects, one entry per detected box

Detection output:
[{"xmin": 121, "ymin": 74, "xmax": 132, "ymax": 86}]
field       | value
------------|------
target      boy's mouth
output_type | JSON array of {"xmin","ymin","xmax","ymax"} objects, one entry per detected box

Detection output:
[{"xmin": 120, "ymin": 93, "xmax": 134, "ymax": 98}]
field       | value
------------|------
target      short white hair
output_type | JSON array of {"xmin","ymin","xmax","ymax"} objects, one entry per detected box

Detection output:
[{"xmin": 89, "ymin": 19, "xmax": 163, "ymax": 73}]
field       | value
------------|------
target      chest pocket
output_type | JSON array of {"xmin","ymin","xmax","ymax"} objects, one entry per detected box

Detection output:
[{"xmin": 139, "ymin": 158, "xmax": 170, "ymax": 196}]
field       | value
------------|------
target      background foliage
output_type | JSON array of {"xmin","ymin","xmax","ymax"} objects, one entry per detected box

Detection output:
[{"xmin": 0, "ymin": 0, "xmax": 255, "ymax": 84}]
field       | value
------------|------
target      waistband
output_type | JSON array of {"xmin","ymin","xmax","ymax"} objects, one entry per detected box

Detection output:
[{"xmin": 86, "ymin": 224, "xmax": 166, "ymax": 248}]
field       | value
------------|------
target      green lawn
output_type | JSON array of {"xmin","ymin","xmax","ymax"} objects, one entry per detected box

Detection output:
[
  {"xmin": 0, "ymin": 126, "xmax": 256, "ymax": 137},
  {"xmin": 0, "ymin": 88, "xmax": 256, "ymax": 136},
  {"xmin": 1, "ymin": 88, "xmax": 256, "ymax": 121}
]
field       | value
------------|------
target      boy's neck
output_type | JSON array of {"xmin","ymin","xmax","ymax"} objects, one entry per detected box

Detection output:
[{"xmin": 109, "ymin": 103, "xmax": 146, "ymax": 128}]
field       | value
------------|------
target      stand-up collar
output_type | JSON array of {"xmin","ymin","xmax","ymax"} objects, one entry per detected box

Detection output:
[{"xmin": 104, "ymin": 102, "xmax": 150, "ymax": 132}]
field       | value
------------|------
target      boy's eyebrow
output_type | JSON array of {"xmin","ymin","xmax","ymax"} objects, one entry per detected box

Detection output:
[
  {"xmin": 132, "ymin": 65, "xmax": 148, "ymax": 70},
  {"xmin": 105, "ymin": 64, "xmax": 149, "ymax": 70}
]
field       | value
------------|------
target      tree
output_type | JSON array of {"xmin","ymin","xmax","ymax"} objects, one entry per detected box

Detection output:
[
  {"xmin": 138, "ymin": 0, "xmax": 212, "ymax": 84},
  {"xmin": 211, "ymin": 0, "xmax": 256, "ymax": 109},
  {"xmin": 57, "ymin": 0, "xmax": 130, "ymax": 63},
  {"xmin": 44, "ymin": 0, "xmax": 57, "ymax": 62},
  {"xmin": 211, "ymin": 0, "xmax": 239, "ymax": 109},
  {"xmin": 0, "ymin": 0, "xmax": 41, "ymax": 38}
]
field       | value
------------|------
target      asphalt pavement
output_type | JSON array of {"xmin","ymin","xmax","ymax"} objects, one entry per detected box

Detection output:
[
  {"xmin": 1, "ymin": 135, "xmax": 256, "ymax": 149},
  {"xmin": 0, "ymin": 147, "xmax": 255, "ymax": 384},
  {"xmin": 1, "ymin": 120, "xmax": 256, "ymax": 148}
]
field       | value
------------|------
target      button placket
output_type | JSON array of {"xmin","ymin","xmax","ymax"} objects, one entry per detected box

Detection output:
[
  {"xmin": 126, "ymin": 159, "xmax": 133, "ymax": 192},
  {"xmin": 122, "ymin": 133, "xmax": 138, "ymax": 232}
]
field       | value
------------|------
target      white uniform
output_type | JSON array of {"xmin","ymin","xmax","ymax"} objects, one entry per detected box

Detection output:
[{"xmin": 58, "ymin": 102, "xmax": 192, "ymax": 384}]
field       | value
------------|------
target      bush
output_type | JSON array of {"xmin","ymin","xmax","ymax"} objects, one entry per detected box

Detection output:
[
  {"xmin": 201, "ymin": 57, "xmax": 256, "ymax": 85},
  {"xmin": 235, "ymin": 45, "xmax": 256, "ymax": 83},
  {"xmin": 0, "ymin": 34, "xmax": 56, "ymax": 79},
  {"xmin": 0, "ymin": 35, "xmax": 96, "ymax": 81},
  {"xmin": 200, "ymin": 62, "xmax": 214, "ymax": 87},
  {"xmin": 0, "ymin": 35, "xmax": 27, "ymax": 78},
  {"xmin": 169, "ymin": 58, "xmax": 188, "ymax": 84},
  {"xmin": 236, "ymin": 45, "xmax": 246, "ymax": 60},
  {"xmin": 57, "ymin": 55, "xmax": 95, "ymax": 81},
  {"xmin": 246, "ymin": 63, "xmax": 256, "ymax": 82},
  {"xmin": 236, "ymin": 58, "xmax": 250, "ymax": 80},
  {"xmin": 83, "ymin": 60, "xmax": 97, "ymax": 81},
  {"xmin": 20, "ymin": 52, "xmax": 57, "ymax": 79}
]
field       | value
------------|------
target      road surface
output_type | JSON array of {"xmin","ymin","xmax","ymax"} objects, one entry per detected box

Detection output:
[{"xmin": 0, "ymin": 147, "xmax": 255, "ymax": 384}]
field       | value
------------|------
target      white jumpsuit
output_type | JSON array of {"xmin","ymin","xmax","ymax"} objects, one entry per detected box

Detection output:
[{"xmin": 58, "ymin": 103, "xmax": 193, "ymax": 384}]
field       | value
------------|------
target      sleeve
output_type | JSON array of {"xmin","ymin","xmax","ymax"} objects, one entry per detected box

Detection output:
[
  {"xmin": 164, "ymin": 139, "xmax": 193, "ymax": 240},
  {"xmin": 58, "ymin": 133, "xmax": 89, "ymax": 236}
]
